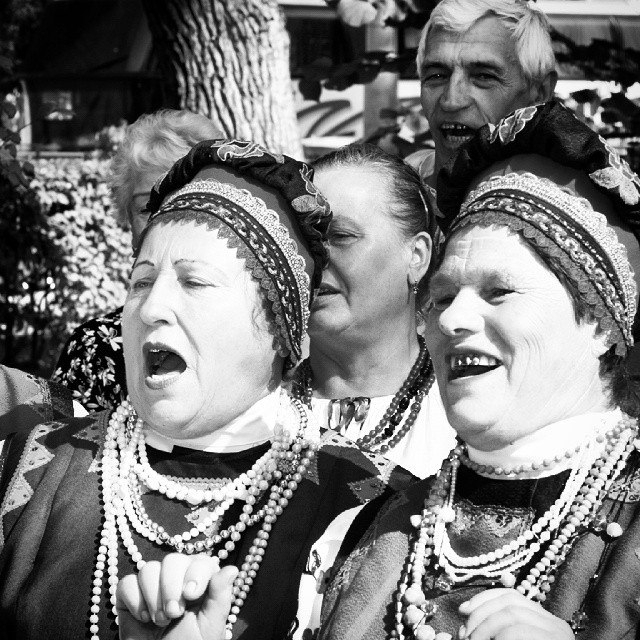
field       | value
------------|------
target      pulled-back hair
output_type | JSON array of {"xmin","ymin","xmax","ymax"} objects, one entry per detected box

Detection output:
[
  {"xmin": 417, "ymin": 0, "xmax": 556, "ymax": 86},
  {"xmin": 313, "ymin": 142, "xmax": 434, "ymax": 306},
  {"xmin": 109, "ymin": 109, "xmax": 221, "ymax": 227}
]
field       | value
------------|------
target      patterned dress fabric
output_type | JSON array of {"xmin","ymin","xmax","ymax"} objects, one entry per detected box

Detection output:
[
  {"xmin": 51, "ymin": 307, "xmax": 126, "ymax": 412},
  {"xmin": 0, "ymin": 412, "xmax": 412, "ymax": 640},
  {"xmin": 318, "ymin": 460, "xmax": 640, "ymax": 640},
  {"xmin": 0, "ymin": 365, "xmax": 73, "ymax": 438}
]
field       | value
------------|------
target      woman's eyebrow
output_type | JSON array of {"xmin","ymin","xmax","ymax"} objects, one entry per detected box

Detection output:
[{"xmin": 131, "ymin": 258, "xmax": 154, "ymax": 272}]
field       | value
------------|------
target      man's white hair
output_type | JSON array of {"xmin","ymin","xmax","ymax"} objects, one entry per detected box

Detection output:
[{"xmin": 416, "ymin": 0, "xmax": 556, "ymax": 85}]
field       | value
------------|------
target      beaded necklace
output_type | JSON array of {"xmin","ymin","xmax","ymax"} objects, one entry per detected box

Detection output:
[
  {"xmin": 294, "ymin": 335, "xmax": 435, "ymax": 454},
  {"xmin": 91, "ymin": 394, "xmax": 317, "ymax": 640},
  {"xmin": 394, "ymin": 416, "xmax": 638, "ymax": 640}
]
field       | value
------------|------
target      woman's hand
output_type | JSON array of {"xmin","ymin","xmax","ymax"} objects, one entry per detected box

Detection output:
[
  {"xmin": 457, "ymin": 589, "xmax": 574, "ymax": 640},
  {"xmin": 116, "ymin": 553, "xmax": 238, "ymax": 640}
]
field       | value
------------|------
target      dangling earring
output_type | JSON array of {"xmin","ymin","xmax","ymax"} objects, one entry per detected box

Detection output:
[{"xmin": 407, "ymin": 275, "xmax": 418, "ymax": 302}]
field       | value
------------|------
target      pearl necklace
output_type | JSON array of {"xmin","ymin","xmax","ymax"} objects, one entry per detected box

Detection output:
[
  {"xmin": 394, "ymin": 416, "xmax": 638, "ymax": 640},
  {"xmin": 90, "ymin": 395, "xmax": 317, "ymax": 640},
  {"xmin": 294, "ymin": 335, "xmax": 435, "ymax": 454}
]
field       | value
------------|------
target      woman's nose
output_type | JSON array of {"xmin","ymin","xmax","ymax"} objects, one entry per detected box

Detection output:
[
  {"xmin": 138, "ymin": 278, "xmax": 177, "ymax": 326},
  {"xmin": 437, "ymin": 290, "xmax": 484, "ymax": 336}
]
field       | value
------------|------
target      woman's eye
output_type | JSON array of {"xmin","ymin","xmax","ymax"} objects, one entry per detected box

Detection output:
[
  {"xmin": 430, "ymin": 295, "xmax": 454, "ymax": 310},
  {"xmin": 130, "ymin": 279, "xmax": 151, "ymax": 291},
  {"xmin": 184, "ymin": 279, "xmax": 208, "ymax": 288},
  {"xmin": 328, "ymin": 231, "xmax": 358, "ymax": 245},
  {"xmin": 488, "ymin": 287, "xmax": 514, "ymax": 300}
]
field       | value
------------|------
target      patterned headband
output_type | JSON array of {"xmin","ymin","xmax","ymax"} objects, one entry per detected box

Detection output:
[
  {"xmin": 451, "ymin": 172, "xmax": 637, "ymax": 355},
  {"xmin": 149, "ymin": 179, "xmax": 311, "ymax": 367}
]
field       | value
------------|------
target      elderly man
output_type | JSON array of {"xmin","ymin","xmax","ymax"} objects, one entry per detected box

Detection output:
[{"xmin": 407, "ymin": 0, "xmax": 557, "ymax": 188}]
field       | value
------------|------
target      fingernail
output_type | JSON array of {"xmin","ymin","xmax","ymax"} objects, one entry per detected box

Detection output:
[
  {"xmin": 140, "ymin": 610, "xmax": 150, "ymax": 623},
  {"xmin": 458, "ymin": 625, "xmax": 466, "ymax": 639},
  {"xmin": 154, "ymin": 611, "xmax": 170, "ymax": 626},
  {"xmin": 165, "ymin": 599, "xmax": 182, "ymax": 617},
  {"xmin": 184, "ymin": 580, "xmax": 198, "ymax": 597},
  {"xmin": 227, "ymin": 570, "xmax": 239, "ymax": 585}
]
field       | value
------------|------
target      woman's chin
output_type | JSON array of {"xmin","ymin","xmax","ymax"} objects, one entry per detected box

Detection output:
[{"xmin": 136, "ymin": 400, "xmax": 193, "ymax": 434}]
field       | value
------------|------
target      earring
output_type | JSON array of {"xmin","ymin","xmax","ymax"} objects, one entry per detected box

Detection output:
[{"xmin": 407, "ymin": 275, "xmax": 419, "ymax": 296}]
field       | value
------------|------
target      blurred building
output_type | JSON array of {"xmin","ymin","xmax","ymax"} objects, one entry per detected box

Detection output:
[{"xmin": 16, "ymin": 0, "xmax": 640, "ymax": 155}]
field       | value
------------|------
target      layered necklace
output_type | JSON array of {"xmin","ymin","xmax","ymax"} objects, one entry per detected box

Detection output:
[
  {"xmin": 394, "ymin": 415, "xmax": 638, "ymax": 640},
  {"xmin": 90, "ymin": 394, "xmax": 317, "ymax": 640},
  {"xmin": 294, "ymin": 335, "xmax": 435, "ymax": 454}
]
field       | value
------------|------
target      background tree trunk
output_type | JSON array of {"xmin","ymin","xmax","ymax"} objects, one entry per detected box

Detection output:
[{"xmin": 142, "ymin": 0, "xmax": 303, "ymax": 158}]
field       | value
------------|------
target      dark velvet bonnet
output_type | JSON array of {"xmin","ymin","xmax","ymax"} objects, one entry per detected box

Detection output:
[{"xmin": 140, "ymin": 139, "xmax": 332, "ymax": 368}]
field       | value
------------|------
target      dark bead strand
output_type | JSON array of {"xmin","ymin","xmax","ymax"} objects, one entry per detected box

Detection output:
[{"xmin": 295, "ymin": 336, "xmax": 436, "ymax": 454}]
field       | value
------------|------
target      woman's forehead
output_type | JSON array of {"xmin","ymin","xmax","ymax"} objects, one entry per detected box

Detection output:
[{"xmin": 434, "ymin": 225, "xmax": 544, "ymax": 282}]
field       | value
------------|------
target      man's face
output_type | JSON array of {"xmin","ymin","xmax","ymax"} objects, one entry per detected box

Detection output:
[{"xmin": 420, "ymin": 16, "xmax": 541, "ymax": 173}]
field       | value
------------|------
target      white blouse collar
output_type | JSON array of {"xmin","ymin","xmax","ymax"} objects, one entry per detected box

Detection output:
[
  {"xmin": 466, "ymin": 408, "xmax": 623, "ymax": 478},
  {"xmin": 145, "ymin": 387, "xmax": 282, "ymax": 454}
]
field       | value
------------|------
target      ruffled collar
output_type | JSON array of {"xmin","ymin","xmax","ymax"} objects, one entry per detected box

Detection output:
[
  {"xmin": 145, "ymin": 387, "xmax": 282, "ymax": 454},
  {"xmin": 466, "ymin": 408, "xmax": 623, "ymax": 478}
]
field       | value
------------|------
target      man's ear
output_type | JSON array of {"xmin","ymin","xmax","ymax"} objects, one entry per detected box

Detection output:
[
  {"xmin": 408, "ymin": 231, "xmax": 432, "ymax": 284},
  {"xmin": 532, "ymin": 69, "xmax": 558, "ymax": 103}
]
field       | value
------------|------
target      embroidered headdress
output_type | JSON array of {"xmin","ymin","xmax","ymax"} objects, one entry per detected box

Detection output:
[
  {"xmin": 141, "ymin": 139, "xmax": 332, "ymax": 368},
  {"xmin": 436, "ymin": 101, "xmax": 640, "ymax": 356}
]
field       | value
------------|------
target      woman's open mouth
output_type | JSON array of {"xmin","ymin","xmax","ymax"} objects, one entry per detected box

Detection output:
[
  {"xmin": 448, "ymin": 352, "xmax": 502, "ymax": 381},
  {"xmin": 144, "ymin": 343, "xmax": 187, "ymax": 389}
]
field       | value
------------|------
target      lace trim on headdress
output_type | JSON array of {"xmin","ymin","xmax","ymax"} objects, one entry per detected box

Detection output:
[
  {"xmin": 150, "ymin": 180, "xmax": 309, "ymax": 365},
  {"xmin": 591, "ymin": 135, "xmax": 640, "ymax": 206},
  {"xmin": 453, "ymin": 173, "xmax": 637, "ymax": 355}
]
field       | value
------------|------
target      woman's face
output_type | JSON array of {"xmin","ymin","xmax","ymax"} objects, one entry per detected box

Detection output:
[
  {"xmin": 310, "ymin": 165, "xmax": 422, "ymax": 340},
  {"xmin": 123, "ymin": 220, "xmax": 280, "ymax": 439},
  {"xmin": 128, "ymin": 172, "xmax": 159, "ymax": 245},
  {"xmin": 425, "ymin": 224, "xmax": 609, "ymax": 451}
]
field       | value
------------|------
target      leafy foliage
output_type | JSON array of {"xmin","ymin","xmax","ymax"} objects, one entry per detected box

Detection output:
[{"xmin": 1, "ymin": 156, "xmax": 132, "ymax": 373}]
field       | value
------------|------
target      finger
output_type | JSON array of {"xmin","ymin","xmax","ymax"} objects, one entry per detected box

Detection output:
[
  {"xmin": 459, "ymin": 588, "xmax": 516, "ymax": 615},
  {"xmin": 494, "ymin": 623, "xmax": 559, "ymax": 640},
  {"xmin": 463, "ymin": 592, "xmax": 545, "ymax": 637},
  {"xmin": 466, "ymin": 607, "xmax": 552, "ymax": 640},
  {"xmin": 159, "ymin": 553, "xmax": 194, "ymax": 618},
  {"xmin": 200, "ymin": 565, "xmax": 239, "ymax": 634},
  {"xmin": 182, "ymin": 554, "xmax": 221, "ymax": 602},
  {"xmin": 137, "ymin": 560, "xmax": 170, "ymax": 627},
  {"xmin": 115, "ymin": 574, "xmax": 151, "ymax": 623}
]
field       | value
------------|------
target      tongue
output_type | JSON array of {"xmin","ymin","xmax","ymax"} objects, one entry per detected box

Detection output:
[{"xmin": 152, "ymin": 351, "xmax": 186, "ymax": 376}]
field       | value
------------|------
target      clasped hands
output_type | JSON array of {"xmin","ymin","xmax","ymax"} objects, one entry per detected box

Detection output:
[
  {"xmin": 116, "ymin": 556, "xmax": 574, "ymax": 640},
  {"xmin": 116, "ymin": 554, "xmax": 237, "ymax": 640},
  {"xmin": 456, "ymin": 589, "xmax": 574, "ymax": 640}
]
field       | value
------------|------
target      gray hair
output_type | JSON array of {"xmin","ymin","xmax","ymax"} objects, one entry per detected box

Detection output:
[
  {"xmin": 416, "ymin": 0, "xmax": 556, "ymax": 86},
  {"xmin": 110, "ymin": 109, "xmax": 222, "ymax": 227}
]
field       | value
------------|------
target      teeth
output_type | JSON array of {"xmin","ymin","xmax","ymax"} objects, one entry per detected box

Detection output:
[
  {"xmin": 450, "ymin": 354, "xmax": 499, "ymax": 370},
  {"xmin": 441, "ymin": 123, "xmax": 473, "ymax": 133}
]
